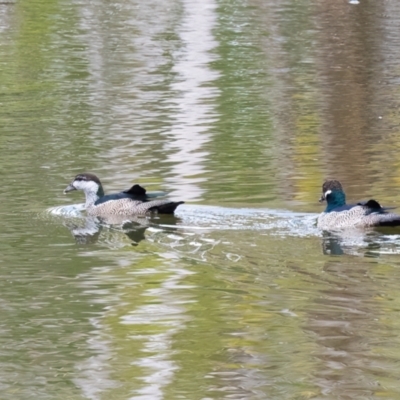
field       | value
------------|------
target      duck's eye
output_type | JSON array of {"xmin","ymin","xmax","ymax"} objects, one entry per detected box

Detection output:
[{"xmin": 324, "ymin": 189, "xmax": 332, "ymax": 198}]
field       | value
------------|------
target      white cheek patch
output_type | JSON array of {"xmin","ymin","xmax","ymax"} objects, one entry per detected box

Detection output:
[
  {"xmin": 73, "ymin": 180, "xmax": 84, "ymax": 190},
  {"xmin": 324, "ymin": 189, "xmax": 332, "ymax": 198},
  {"xmin": 87, "ymin": 181, "xmax": 98, "ymax": 192},
  {"xmin": 74, "ymin": 180, "xmax": 98, "ymax": 191}
]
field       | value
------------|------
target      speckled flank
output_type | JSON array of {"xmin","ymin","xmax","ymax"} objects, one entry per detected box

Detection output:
[
  {"xmin": 87, "ymin": 198, "xmax": 183, "ymax": 217},
  {"xmin": 317, "ymin": 206, "xmax": 400, "ymax": 229}
]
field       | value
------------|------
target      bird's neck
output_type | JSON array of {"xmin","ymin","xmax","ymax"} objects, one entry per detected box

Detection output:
[
  {"xmin": 325, "ymin": 191, "xmax": 346, "ymax": 212},
  {"xmin": 84, "ymin": 186, "xmax": 104, "ymax": 208}
]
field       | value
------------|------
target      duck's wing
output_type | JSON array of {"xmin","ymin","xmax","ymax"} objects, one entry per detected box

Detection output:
[
  {"xmin": 356, "ymin": 199, "xmax": 396, "ymax": 212},
  {"xmin": 123, "ymin": 184, "xmax": 168, "ymax": 200},
  {"xmin": 123, "ymin": 184, "xmax": 147, "ymax": 196},
  {"xmin": 95, "ymin": 184, "xmax": 168, "ymax": 206},
  {"xmin": 330, "ymin": 200, "xmax": 396, "ymax": 213},
  {"xmin": 359, "ymin": 199, "xmax": 400, "ymax": 227}
]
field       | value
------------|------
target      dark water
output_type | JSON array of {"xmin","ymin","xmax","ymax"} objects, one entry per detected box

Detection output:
[{"xmin": 2, "ymin": 0, "xmax": 400, "ymax": 398}]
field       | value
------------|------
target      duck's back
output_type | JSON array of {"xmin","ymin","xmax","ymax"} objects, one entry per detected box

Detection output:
[{"xmin": 94, "ymin": 184, "xmax": 165, "ymax": 206}]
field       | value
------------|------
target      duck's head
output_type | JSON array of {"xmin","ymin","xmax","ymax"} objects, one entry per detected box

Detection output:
[
  {"xmin": 319, "ymin": 180, "xmax": 346, "ymax": 212},
  {"xmin": 64, "ymin": 173, "xmax": 104, "ymax": 198},
  {"xmin": 319, "ymin": 180, "xmax": 344, "ymax": 202}
]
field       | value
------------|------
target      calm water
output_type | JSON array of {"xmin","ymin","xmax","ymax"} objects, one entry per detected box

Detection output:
[{"xmin": 2, "ymin": 0, "xmax": 400, "ymax": 398}]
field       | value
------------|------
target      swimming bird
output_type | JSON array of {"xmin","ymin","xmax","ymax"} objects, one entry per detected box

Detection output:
[
  {"xmin": 64, "ymin": 173, "xmax": 184, "ymax": 217},
  {"xmin": 317, "ymin": 179, "xmax": 400, "ymax": 229}
]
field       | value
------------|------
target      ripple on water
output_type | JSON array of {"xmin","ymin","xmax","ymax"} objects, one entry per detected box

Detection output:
[
  {"xmin": 47, "ymin": 203, "xmax": 86, "ymax": 218},
  {"xmin": 44, "ymin": 203, "xmax": 400, "ymax": 257}
]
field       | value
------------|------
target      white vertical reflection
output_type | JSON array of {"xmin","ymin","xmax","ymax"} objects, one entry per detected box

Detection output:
[
  {"xmin": 121, "ymin": 264, "xmax": 194, "ymax": 400},
  {"xmin": 73, "ymin": 316, "xmax": 118, "ymax": 399},
  {"xmin": 73, "ymin": 250, "xmax": 194, "ymax": 400},
  {"xmin": 164, "ymin": 0, "xmax": 220, "ymax": 201}
]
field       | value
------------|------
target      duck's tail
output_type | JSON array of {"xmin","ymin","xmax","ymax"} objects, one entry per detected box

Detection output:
[
  {"xmin": 147, "ymin": 200, "xmax": 185, "ymax": 214},
  {"xmin": 360, "ymin": 199, "xmax": 400, "ymax": 227},
  {"xmin": 376, "ymin": 215, "xmax": 400, "ymax": 227}
]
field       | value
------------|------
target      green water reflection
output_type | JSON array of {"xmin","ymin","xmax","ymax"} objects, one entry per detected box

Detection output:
[{"xmin": 2, "ymin": 0, "xmax": 400, "ymax": 398}]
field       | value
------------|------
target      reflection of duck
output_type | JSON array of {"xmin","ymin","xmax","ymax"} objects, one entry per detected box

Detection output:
[
  {"xmin": 64, "ymin": 173, "xmax": 184, "ymax": 217},
  {"xmin": 64, "ymin": 216, "xmax": 151, "ymax": 245},
  {"xmin": 64, "ymin": 214, "xmax": 182, "ymax": 246},
  {"xmin": 318, "ymin": 180, "xmax": 400, "ymax": 230},
  {"xmin": 320, "ymin": 230, "xmax": 386, "ymax": 257}
]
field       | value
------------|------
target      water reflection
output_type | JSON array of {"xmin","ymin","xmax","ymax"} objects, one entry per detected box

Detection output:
[
  {"xmin": 63, "ymin": 216, "xmax": 150, "ymax": 246},
  {"xmin": 73, "ymin": 317, "xmax": 118, "ymax": 399},
  {"xmin": 4, "ymin": 0, "xmax": 400, "ymax": 398},
  {"xmin": 72, "ymin": 249, "xmax": 194, "ymax": 400},
  {"xmin": 49, "ymin": 201, "xmax": 400, "ymax": 260},
  {"xmin": 304, "ymin": 258, "xmax": 384, "ymax": 398},
  {"xmin": 163, "ymin": 0, "xmax": 220, "ymax": 201},
  {"xmin": 60, "ymin": 211, "xmax": 182, "ymax": 247},
  {"xmin": 321, "ymin": 229, "xmax": 400, "ymax": 257},
  {"xmin": 0, "ymin": 2, "xmax": 14, "ymax": 33}
]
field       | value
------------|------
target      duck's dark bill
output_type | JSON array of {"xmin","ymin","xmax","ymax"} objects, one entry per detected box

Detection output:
[{"xmin": 64, "ymin": 184, "xmax": 76, "ymax": 194}]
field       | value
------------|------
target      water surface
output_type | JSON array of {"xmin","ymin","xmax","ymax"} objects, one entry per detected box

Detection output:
[{"xmin": 2, "ymin": 0, "xmax": 400, "ymax": 399}]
